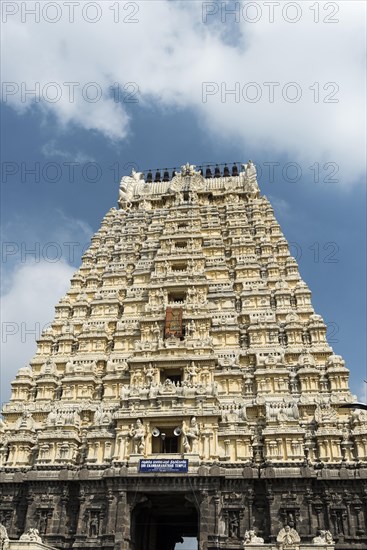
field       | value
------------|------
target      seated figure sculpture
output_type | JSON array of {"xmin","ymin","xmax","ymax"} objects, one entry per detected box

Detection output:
[
  {"xmin": 276, "ymin": 525, "xmax": 301, "ymax": 548},
  {"xmin": 243, "ymin": 529, "xmax": 264, "ymax": 545},
  {"xmin": 312, "ymin": 530, "xmax": 334, "ymax": 545}
]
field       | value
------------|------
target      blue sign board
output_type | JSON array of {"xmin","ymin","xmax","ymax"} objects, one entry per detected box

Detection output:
[{"xmin": 139, "ymin": 459, "xmax": 188, "ymax": 473}]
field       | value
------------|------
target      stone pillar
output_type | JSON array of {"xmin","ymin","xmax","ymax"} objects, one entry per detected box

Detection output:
[
  {"xmin": 246, "ymin": 488, "xmax": 254, "ymax": 532},
  {"xmin": 213, "ymin": 494, "xmax": 220, "ymax": 538},
  {"xmin": 106, "ymin": 489, "xmax": 117, "ymax": 540},
  {"xmin": 114, "ymin": 491, "xmax": 130, "ymax": 550},
  {"xmin": 305, "ymin": 488, "xmax": 314, "ymax": 535},
  {"xmin": 73, "ymin": 491, "xmax": 88, "ymax": 546},
  {"xmin": 23, "ymin": 496, "xmax": 37, "ymax": 533},
  {"xmin": 56, "ymin": 490, "xmax": 69, "ymax": 536},
  {"xmin": 198, "ymin": 491, "xmax": 211, "ymax": 549},
  {"xmin": 212, "ymin": 425, "xmax": 218, "ymax": 458}
]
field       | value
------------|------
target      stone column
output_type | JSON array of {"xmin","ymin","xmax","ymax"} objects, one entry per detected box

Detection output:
[
  {"xmin": 114, "ymin": 491, "xmax": 130, "ymax": 550},
  {"xmin": 212, "ymin": 425, "xmax": 219, "ymax": 458},
  {"xmin": 106, "ymin": 489, "xmax": 117, "ymax": 539},
  {"xmin": 199, "ymin": 490, "xmax": 213, "ymax": 549},
  {"xmin": 305, "ymin": 488, "xmax": 314, "ymax": 535},
  {"xmin": 213, "ymin": 494, "xmax": 221, "ymax": 538},
  {"xmin": 74, "ymin": 492, "xmax": 88, "ymax": 539},
  {"xmin": 246, "ymin": 488, "xmax": 254, "ymax": 532}
]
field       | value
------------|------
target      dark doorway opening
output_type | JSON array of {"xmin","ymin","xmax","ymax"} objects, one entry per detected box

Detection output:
[{"xmin": 132, "ymin": 493, "xmax": 198, "ymax": 550}]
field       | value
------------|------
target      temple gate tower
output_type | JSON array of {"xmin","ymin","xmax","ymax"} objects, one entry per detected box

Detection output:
[{"xmin": 0, "ymin": 161, "xmax": 366, "ymax": 550}]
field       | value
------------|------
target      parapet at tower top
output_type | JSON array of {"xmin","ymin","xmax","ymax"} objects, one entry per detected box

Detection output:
[{"xmin": 118, "ymin": 160, "xmax": 260, "ymax": 209}]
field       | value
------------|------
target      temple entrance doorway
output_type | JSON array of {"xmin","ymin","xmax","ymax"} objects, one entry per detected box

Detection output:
[{"xmin": 132, "ymin": 493, "xmax": 198, "ymax": 550}]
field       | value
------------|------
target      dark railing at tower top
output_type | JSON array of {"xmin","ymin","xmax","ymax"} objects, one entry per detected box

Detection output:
[{"xmin": 123, "ymin": 163, "xmax": 243, "ymax": 184}]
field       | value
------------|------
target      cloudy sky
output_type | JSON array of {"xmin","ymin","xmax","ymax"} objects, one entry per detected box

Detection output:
[{"xmin": 1, "ymin": 0, "xmax": 366, "ymax": 422}]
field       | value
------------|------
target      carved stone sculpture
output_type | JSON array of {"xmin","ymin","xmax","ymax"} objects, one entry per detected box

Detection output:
[
  {"xmin": 182, "ymin": 417, "xmax": 200, "ymax": 453},
  {"xmin": 20, "ymin": 527, "xmax": 43, "ymax": 542},
  {"xmin": 312, "ymin": 530, "xmax": 334, "ymax": 545},
  {"xmin": 276, "ymin": 525, "xmax": 301, "ymax": 547},
  {"xmin": 129, "ymin": 419, "xmax": 146, "ymax": 454},
  {"xmin": 243, "ymin": 529, "xmax": 264, "ymax": 545}
]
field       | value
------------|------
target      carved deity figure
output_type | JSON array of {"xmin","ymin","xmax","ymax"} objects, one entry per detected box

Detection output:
[
  {"xmin": 186, "ymin": 361, "xmax": 198, "ymax": 382},
  {"xmin": 93, "ymin": 404, "xmax": 104, "ymax": 426},
  {"xmin": 152, "ymin": 322, "xmax": 161, "ymax": 341},
  {"xmin": 187, "ymin": 286, "xmax": 197, "ymax": 303},
  {"xmin": 182, "ymin": 417, "xmax": 200, "ymax": 453},
  {"xmin": 144, "ymin": 363, "xmax": 155, "ymax": 383},
  {"xmin": 312, "ymin": 530, "xmax": 334, "ymax": 545},
  {"xmin": 276, "ymin": 525, "xmax": 301, "ymax": 547},
  {"xmin": 129, "ymin": 419, "xmax": 146, "ymax": 454},
  {"xmin": 228, "ymin": 511, "xmax": 240, "ymax": 538},
  {"xmin": 20, "ymin": 528, "xmax": 42, "ymax": 542},
  {"xmin": 242, "ymin": 160, "xmax": 257, "ymax": 180},
  {"xmin": 243, "ymin": 529, "xmax": 264, "ymax": 545},
  {"xmin": 89, "ymin": 515, "xmax": 99, "ymax": 538},
  {"xmin": 118, "ymin": 173, "xmax": 138, "ymax": 207},
  {"xmin": 187, "ymin": 319, "xmax": 197, "ymax": 338}
]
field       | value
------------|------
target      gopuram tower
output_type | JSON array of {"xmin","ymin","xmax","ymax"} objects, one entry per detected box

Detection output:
[{"xmin": 0, "ymin": 162, "xmax": 366, "ymax": 550}]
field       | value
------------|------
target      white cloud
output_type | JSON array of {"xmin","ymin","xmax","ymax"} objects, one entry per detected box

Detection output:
[
  {"xmin": 0, "ymin": 211, "xmax": 94, "ymax": 403},
  {"xmin": 0, "ymin": 261, "xmax": 75, "ymax": 405},
  {"xmin": 0, "ymin": 209, "xmax": 94, "ymax": 403},
  {"xmin": 1, "ymin": 211, "xmax": 93, "ymax": 287},
  {"xmin": 41, "ymin": 140, "xmax": 95, "ymax": 163},
  {"xmin": 267, "ymin": 196, "xmax": 290, "ymax": 218},
  {"xmin": 1, "ymin": 1, "xmax": 365, "ymax": 184}
]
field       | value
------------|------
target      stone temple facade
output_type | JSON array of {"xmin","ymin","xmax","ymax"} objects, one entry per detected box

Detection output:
[{"xmin": 0, "ymin": 161, "xmax": 366, "ymax": 550}]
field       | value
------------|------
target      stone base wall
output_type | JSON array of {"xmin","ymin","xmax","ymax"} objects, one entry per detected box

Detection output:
[
  {"xmin": 1, "ymin": 466, "xmax": 366, "ymax": 550},
  {"xmin": 8, "ymin": 543, "xmax": 58, "ymax": 550}
]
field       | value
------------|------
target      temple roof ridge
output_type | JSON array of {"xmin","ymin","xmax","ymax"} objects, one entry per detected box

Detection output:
[{"xmin": 118, "ymin": 160, "xmax": 259, "ymax": 208}]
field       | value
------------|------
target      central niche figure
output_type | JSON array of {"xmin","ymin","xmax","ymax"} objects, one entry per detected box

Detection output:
[
  {"xmin": 277, "ymin": 525, "xmax": 301, "ymax": 547},
  {"xmin": 182, "ymin": 417, "xmax": 200, "ymax": 453},
  {"xmin": 129, "ymin": 419, "xmax": 146, "ymax": 454}
]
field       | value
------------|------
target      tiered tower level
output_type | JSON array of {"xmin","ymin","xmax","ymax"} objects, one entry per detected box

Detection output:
[{"xmin": 1, "ymin": 162, "xmax": 366, "ymax": 550}]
